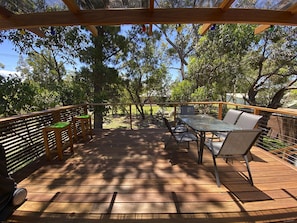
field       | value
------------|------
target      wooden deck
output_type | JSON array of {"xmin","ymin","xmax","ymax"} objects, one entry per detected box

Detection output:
[{"xmin": 8, "ymin": 128, "xmax": 297, "ymax": 223}]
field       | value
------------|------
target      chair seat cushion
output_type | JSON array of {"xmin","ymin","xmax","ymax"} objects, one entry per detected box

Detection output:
[
  {"xmin": 50, "ymin": 122, "xmax": 70, "ymax": 128},
  {"xmin": 205, "ymin": 141, "xmax": 223, "ymax": 156},
  {"xmin": 172, "ymin": 125, "xmax": 187, "ymax": 133},
  {"xmin": 174, "ymin": 132, "xmax": 197, "ymax": 142}
]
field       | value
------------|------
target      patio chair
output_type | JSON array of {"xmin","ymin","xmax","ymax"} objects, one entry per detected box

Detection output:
[
  {"xmin": 215, "ymin": 112, "xmax": 262, "ymax": 140},
  {"xmin": 235, "ymin": 112, "xmax": 263, "ymax": 129},
  {"xmin": 163, "ymin": 117, "xmax": 198, "ymax": 151},
  {"xmin": 222, "ymin": 109, "xmax": 243, "ymax": 124},
  {"xmin": 205, "ymin": 129, "xmax": 262, "ymax": 187},
  {"xmin": 180, "ymin": 105, "xmax": 195, "ymax": 115},
  {"xmin": 173, "ymin": 105, "xmax": 195, "ymax": 132},
  {"xmin": 213, "ymin": 109, "xmax": 243, "ymax": 138}
]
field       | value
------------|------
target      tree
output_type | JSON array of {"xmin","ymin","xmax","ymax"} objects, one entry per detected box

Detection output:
[
  {"xmin": 242, "ymin": 26, "xmax": 297, "ymax": 108},
  {"xmin": 9, "ymin": 24, "xmax": 88, "ymax": 107},
  {"xmin": 120, "ymin": 26, "xmax": 168, "ymax": 120},
  {"xmin": 170, "ymin": 80, "xmax": 194, "ymax": 102},
  {"xmin": 156, "ymin": 24, "xmax": 197, "ymax": 80},
  {"xmin": 79, "ymin": 26, "xmax": 127, "ymax": 128},
  {"xmin": 154, "ymin": 0, "xmax": 202, "ymax": 81},
  {"xmin": 188, "ymin": 24, "xmax": 257, "ymax": 101},
  {"xmin": 0, "ymin": 74, "xmax": 35, "ymax": 116}
]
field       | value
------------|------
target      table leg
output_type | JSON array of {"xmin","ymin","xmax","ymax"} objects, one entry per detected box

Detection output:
[{"xmin": 198, "ymin": 132, "xmax": 205, "ymax": 164}]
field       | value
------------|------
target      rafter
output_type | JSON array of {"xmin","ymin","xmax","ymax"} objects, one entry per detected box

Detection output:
[
  {"xmin": 0, "ymin": 6, "xmax": 13, "ymax": 18},
  {"xmin": 0, "ymin": 8, "xmax": 296, "ymax": 31},
  {"xmin": 199, "ymin": 0, "xmax": 236, "ymax": 35},
  {"xmin": 254, "ymin": 24, "xmax": 271, "ymax": 35},
  {"xmin": 148, "ymin": 0, "xmax": 154, "ymax": 35},
  {"xmin": 288, "ymin": 3, "xmax": 297, "ymax": 14},
  {"xmin": 0, "ymin": 6, "xmax": 45, "ymax": 37},
  {"xmin": 220, "ymin": 0, "xmax": 236, "ymax": 11},
  {"xmin": 198, "ymin": 23, "xmax": 212, "ymax": 35},
  {"xmin": 254, "ymin": 3, "xmax": 297, "ymax": 34},
  {"xmin": 62, "ymin": 0, "xmax": 98, "ymax": 36}
]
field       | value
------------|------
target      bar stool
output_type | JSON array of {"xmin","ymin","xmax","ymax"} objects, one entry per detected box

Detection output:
[
  {"xmin": 43, "ymin": 121, "xmax": 73, "ymax": 160},
  {"xmin": 73, "ymin": 115, "xmax": 93, "ymax": 142}
]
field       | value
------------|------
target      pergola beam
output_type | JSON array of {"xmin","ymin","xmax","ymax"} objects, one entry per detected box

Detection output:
[
  {"xmin": 0, "ymin": 6, "xmax": 45, "ymax": 37},
  {"xmin": 254, "ymin": 3, "xmax": 297, "ymax": 35},
  {"xmin": 0, "ymin": 8, "xmax": 296, "ymax": 31},
  {"xmin": 62, "ymin": 0, "xmax": 98, "ymax": 36},
  {"xmin": 199, "ymin": 0, "xmax": 235, "ymax": 35}
]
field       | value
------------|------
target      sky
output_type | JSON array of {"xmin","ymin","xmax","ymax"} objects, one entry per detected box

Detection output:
[{"xmin": 0, "ymin": 39, "xmax": 21, "ymax": 77}]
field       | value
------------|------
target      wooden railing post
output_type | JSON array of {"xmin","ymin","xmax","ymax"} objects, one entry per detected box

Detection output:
[
  {"xmin": 218, "ymin": 103, "xmax": 223, "ymax": 120},
  {"xmin": 129, "ymin": 104, "xmax": 132, "ymax": 130},
  {"xmin": 52, "ymin": 109, "xmax": 61, "ymax": 123},
  {"xmin": 83, "ymin": 104, "xmax": 88, "ymax": 115},
  {"xmin": 174, "ymin": 105, "xmax": 177, "ymax": 122},
  {"xmin": 253, "ymin": 108, "xmax": 260, "ymax": 115}
]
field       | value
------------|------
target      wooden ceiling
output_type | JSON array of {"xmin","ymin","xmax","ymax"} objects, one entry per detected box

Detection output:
[{"xmin": 0, "ymin": 0, "xmax": 296, "ymax": 37}]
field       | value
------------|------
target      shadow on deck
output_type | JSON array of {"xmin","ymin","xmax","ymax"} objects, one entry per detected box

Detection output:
[{"xmin": 8, "ymin": 128, "xmax": 297, "ymax": 223}]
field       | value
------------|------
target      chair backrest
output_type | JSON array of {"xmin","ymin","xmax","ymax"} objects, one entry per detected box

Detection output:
[
  {"xmin": 180, "ymin": 105, "xmax": 195, "ymax": 115},
  {"xmin": 235, "ymin": 112, "xmax": 263, "ymax": 129},
  {"xmin": 223, "ymin": 109, "xmax": 243, "ymax": 124},
  {"xmin": 218, "ymin": 130, "xmax": 262, "ymax": 157},
  {"xmin": 163, "ymin": 117, "xmax": 175, "ymax": 136}
]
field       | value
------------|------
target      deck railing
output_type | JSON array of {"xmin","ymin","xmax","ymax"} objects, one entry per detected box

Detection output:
[
  {"xmin": 92, "ymin": 101, "xmax": 297, "ymax": 166},
  {"xmin": 0, "ymin": 104, "xmax": 88, "ymax": 173},
  {"xmin": 0, "ymin": 102, "xmax": 296, "ymax": 175}
]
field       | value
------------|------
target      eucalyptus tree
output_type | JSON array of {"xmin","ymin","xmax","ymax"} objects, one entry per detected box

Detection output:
[
  {"xmin": 154, "ymin": 0, "xmax": 201, "ymax": 81},
  {"xmin": 242, "ymin": 26, "xmax": 297, "ymax": 108},
  {"xmin": 120, "ymin": 25, "xmax": 168, "ymax": 120},
  {"xmin": 188, "ymin": 24, "xmax": 256, "ymax": 101}
]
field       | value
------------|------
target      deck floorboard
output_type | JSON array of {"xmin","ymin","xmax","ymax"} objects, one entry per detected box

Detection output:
[{"xmin": 7, "ymin": 128, "xmax": 297, "ymax": 223}]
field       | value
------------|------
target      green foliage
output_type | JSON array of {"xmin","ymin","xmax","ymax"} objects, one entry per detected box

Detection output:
[
  {"xmin": 191, "ymin": 86, "xmax": 208, "ymax": 101},
  {"xmin": 120, "ymin": 25, "xmax": 169, "ymax": 119},
  {"xmin": 188, "ymin": 24, "xmax": 296, "ymax": 108},
  {"xmin": 30, "ymin": 83, "xmax": 60, "ymax": 110},
  {"xmin": 171, "ymin": 80, "xmax": 194, "ymax": 102},
  {"xmin": 242, "ymin": 26, "xmax": 297, "ymax": 107},
  {"xmin": 188, "ymin": 24, "xmax": 256, "ymax": 102},
  {"xmin": 0, "ymin": 75, "xmax": 35, "ymax": 116}
]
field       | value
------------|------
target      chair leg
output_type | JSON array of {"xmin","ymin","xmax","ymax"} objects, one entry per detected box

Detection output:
[
  {"xmin": 212, "ymin": 155, "xmax": 221, "ymax": 187},
  {"xmin": 164, "ymin": 135, "xmax": 172, "ymax": 149},
  {"xmin": 244, "ymin": 155, "xmax": 254, "ymax": 186}
]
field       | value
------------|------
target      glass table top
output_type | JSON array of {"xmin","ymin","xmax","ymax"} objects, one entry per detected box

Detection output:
[{"xmin": 179, "ymin": 114, "xmax": 242, "ymax": 132}]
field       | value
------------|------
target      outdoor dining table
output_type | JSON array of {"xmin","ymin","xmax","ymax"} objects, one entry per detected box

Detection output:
[{"xmin": 178, "ymin": 114, "xmax": 242, "ymax": 164}]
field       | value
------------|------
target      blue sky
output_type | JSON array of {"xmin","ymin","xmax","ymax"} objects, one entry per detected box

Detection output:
[{"xmin": 0, "ymin": 39, "xmax": 21, "ymax": 76}]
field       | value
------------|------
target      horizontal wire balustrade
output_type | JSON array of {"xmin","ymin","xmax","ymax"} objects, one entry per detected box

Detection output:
[{"xmin": 0, "ymin": 102, "xmax": 296, "ymax": 175}]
